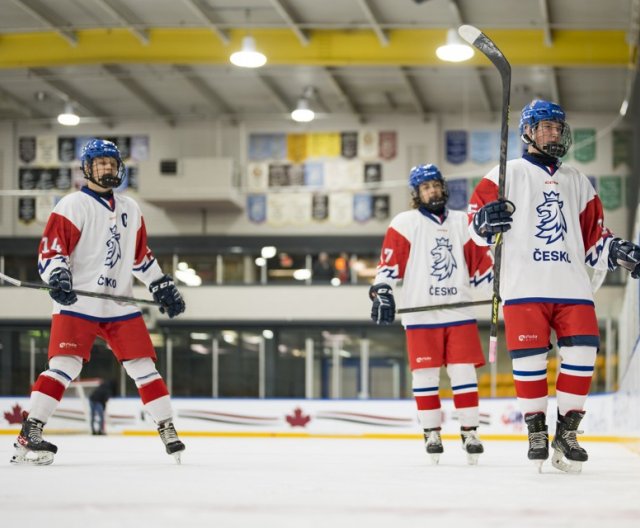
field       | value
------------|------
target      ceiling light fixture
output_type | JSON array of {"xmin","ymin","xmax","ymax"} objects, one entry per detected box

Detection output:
[
  {"xmin": 436, "ymin": 28, "xmax": 474, "ymax": 62},
  {"xmin": 291, "ymin": 97, "xmax": 315, "ymax": 123},
  {"xmin": 57, "ymin": 102, "xmax": 80, "ymax": 126},
  {"xmin": 230, "ymin": 35, "xmax": 267, "ymax": 68}
]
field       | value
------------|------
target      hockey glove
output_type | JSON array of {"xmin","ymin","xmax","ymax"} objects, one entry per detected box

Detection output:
[
  {"xmin": 369, "ymin": 284, "xmax": 396, "ymax": 325},
  {"xmin": 608, "ymin": 238, "xmax": 640, "ymax": 279},
  {"xmin": 472, "ymin": 199, "xmax": 516, "ymax": 238},
  {"xmin": 48, "ymin": 268, "xmax": 78, "ymax": 305},
  {"xmin": 149, "ymin": 275, "xmax": 186, "ymax": 318}
]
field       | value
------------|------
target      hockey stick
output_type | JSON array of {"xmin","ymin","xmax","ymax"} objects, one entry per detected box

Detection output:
[
  {"xmin": 458, "ymin": 25, "xmax": 511, "ymax": 363},
  {"xmin": 0, "ymin": 271, "xmax": 161, "ymax": 306},
  {"xmin": 397, "ymin": 299, "xmax": 491, "ymax": 314}
]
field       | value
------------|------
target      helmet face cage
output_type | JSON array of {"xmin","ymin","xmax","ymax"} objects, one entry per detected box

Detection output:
[
  {"xmin": 409, "ymin": 164, "xmax": 448, "ymax": 212},
  {"xmin": 519, "ymin": 99, "xmax": 572, "ymax": 158},
  {"xmin": 81, "ymin": 139, "xmax": 125, "ymax": 189}
]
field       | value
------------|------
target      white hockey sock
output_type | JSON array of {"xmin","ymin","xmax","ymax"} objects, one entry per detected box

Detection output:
[
  {"xmin": 512, "ymin": 352, "xmax": 549, "ymax": 416},
  {"xmin": 412, "ymin": 368, "xmax": 441, "ymax": 430},
  {"xmin": 122, "ymin": 358, "xmax": 173, "ymax": 424},
  {"xmin": 29, "ymin": 355, "xmax": 83, "ymax": 423},
  {"xmin": 556, "ymin": 345, "xmax": 596, "ymax": 416},
  {"xmin": 446, "ymin": 363, "xmax": 479, "ymax": 428}
]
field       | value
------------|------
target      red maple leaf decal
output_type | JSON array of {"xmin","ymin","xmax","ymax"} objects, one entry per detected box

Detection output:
[
  {"xmin": 286, "ymin": 407, "xmax": 311, "ymax": 427},
  {"xmin": 4, "ymin": 404, "xmax": 25, "ymax": 425}
]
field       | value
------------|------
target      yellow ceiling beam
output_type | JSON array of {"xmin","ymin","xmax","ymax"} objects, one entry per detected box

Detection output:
[{"xmin": 0, "ymin": 28, "xmax": 630, "ymax": 68}]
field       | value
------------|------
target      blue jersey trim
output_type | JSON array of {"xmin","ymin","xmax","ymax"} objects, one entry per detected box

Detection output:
[
  {"xmin": 59, "ymin": 310, "xmax": 142, "ymax": 323},
  {"xmin": 133, "ymin": 258, "xmax": 156, "ymax": 273},
  {"xmin": 504, "ymin": 297, "xmax": 594, "ymax": 307},
  {"xmin": 406, "ymin": 319, "xmax": 476, "ymax": 330},
  {"xmin": 418, "ymin": 206, "xmax": 448, "ymax": 224},
  {"xmin": 81, "ymin": 186, "xmax": 115, "ymax": 212}
]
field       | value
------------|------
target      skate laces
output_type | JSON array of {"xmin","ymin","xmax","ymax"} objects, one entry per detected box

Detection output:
[
  {"xmin": 559, "ymin": 428, "xmax": 583, "ymax": 449},
  {"xmin": 462, "ymin": 429, "xmax": 482, "ymax": 447},
  {"xmin": 529, "ymin": 430, "xmax": 548, "ymax": 449},
  {"xmin": 25, "ymin": 419, "xmax": 44, "ymax": 443},
  {"xmin": 158, "ymin": 421, "xmax": 179, "ymax": 444},
  {"xmin": 425, "ymin": 430, "xmax": 442, "ymax": 447}
]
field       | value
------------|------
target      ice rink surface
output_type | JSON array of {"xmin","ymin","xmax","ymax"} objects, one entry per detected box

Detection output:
[{"xmin": 1, "ymin": 435, "xmax": 639, "ymax": 528}]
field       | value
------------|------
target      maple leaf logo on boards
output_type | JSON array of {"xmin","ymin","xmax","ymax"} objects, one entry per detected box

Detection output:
[
  {"xmin": 286, "ymin": 407, "xmax": 311, "ymax": 427},
  {"xmin": 4, "ymin": 404, "xmax": 24, "ymax": 424}
]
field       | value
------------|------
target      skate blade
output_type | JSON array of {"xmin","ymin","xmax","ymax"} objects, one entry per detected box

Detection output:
[
  {"xmin": 551, "ymin": 449, "xmax": 582, "ymax": 474},
  {"xmin": 532, "ymin": 460, "xmax": 544, "ymax": 473},
  {"xmin": 10, "ymin": 446, "xmax": 54, "ymax": 466},
  {"xmin": 428, "ymin": 453, "xmax": 441, "ymax": 465},
  {"xmin": 466, "ymin": 453, "xmax": 480, "ymax": 465},
  {"xmin": 172, "ymin": 452, "xmax": 182, "ymax": 465}
]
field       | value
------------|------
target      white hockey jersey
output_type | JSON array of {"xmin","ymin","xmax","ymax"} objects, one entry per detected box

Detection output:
[
  {"xmin": 468, "ymin": 154, "xmax": 613, "ymax": 306},
  {"xmin": 38, "ymin": 186, "xmax": 164, "ymax": 320},
  {"xmin": 374, "ymin": 208, "xmax": 493, "ymax": 328}
]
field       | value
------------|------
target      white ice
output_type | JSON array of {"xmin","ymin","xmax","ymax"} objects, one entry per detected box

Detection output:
[{"xmin": 1, "ymin": 435, "xmax": 639, "ymax": 528}]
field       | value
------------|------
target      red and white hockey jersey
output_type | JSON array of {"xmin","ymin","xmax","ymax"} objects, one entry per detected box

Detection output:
[
  {"xmin": 468, "ymin": 154, "xmax": 613, "ymax": 306},
  {"xmin": 38, "ymin": 186, "xmax": 164, "ymax": 321},
  {"xmin": 374, "ymin": 208, "xmax": 493, "ymax": 328}
]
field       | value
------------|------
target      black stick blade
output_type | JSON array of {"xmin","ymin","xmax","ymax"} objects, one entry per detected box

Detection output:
[{"xmin": 458, "ymin": 25, "xmax": 511, "ymax": 76}]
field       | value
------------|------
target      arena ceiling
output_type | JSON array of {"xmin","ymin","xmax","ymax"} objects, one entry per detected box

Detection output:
[{"xmin": 0, "ymin": 0, "xmax": 638, "ymax": 126}]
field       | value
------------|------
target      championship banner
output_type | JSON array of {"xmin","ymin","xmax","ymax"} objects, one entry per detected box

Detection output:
[
  {"xmin": 344, "ymin": 159, "xmax": 364, "ymax": 188},
  {"xmin": 358, "ymin": 130, "xmax": 378, "ymax": 159},
  {"xmin": 249, "ymin": 133, "xmax": 287, "ymax": 161},
  {"xmin": 446, "ymin": 178, "xmax": 468, "ymax": 211},
  {"xmin": 130, "ymin": 136, "xmax": 150, "ymax": 161},
  {"xmin": 372, "ymin": 195, "xmax": 390, "ymax": 221},
  {"xmin": 124, "ymin": 166, "xmax": 138, "ymax": 191},
  {"xmin": 323, "ymin": 160, "xmax": 345, "ymax": 190},
  {"xmin": 57, "ymin": 137, "xmax": 76, "ymax": 163},
  {"xmin": 288, "ymin": 164, "xmax": 305, "ymax": 187},
  {"xmin": 287, "ymin": 133, "xmax": 308, "ymax": 163},
  {"xmin": 247, "ymin": 194, "xmax": 267, "ymax": 224},
  {"xmin": 572, "ymin": 129, "xmax": 596, "ymax": 163},
  {"xmin": 18, "ymin": 137, "xmax": 36, "ymax": 164},
  {"xmin": 288, "ymin": 193, "xmax": 312, "ymax": 225},
  {"xmin": 36, "ymin": 196, "xmax": 57, "ymax": 223},
  {"xmin": 599, "ymin": 176, "xmax": 622, "ymax": 211},
  {"xmin": 470, "ymin": 131, "xmax": 498, "ymax": 164},
  {"xmin": 247, "ymin": 162, "xmax": 269, "ymax": 191},
  {"xmin": 304, "ymin": 162, "xmax": 324, "ymax": 187},
  {"xmin": 307, "ymin": 133, "xmax": 340, "ymax": 158},
  {"xmin": 445, "ymin": 130, "xmax": 468, "ymax": 165},
  {"xmin": 378, "ymin": 131, "xmax": 397, "ymax": 160},
  {"xmin": 266, "ymin": 193, "xmax": 289, "ymax": 226},
  {"xmin": 613, "ymin": 130, "xmax": 632, "ymax": 169},
  {"xmin": 311, "ymin": 194, "xmax": 329, "ymax": 220},
  {"xmin": 353, "ymin": 194, "xmax": 372, "ymax": 223},
  {"xmin": 18, "ymin": 198, "xmax": 36, "ymax": 223},
  {"xmin": 268, "ymin": 163, "xmax": 290, "ymax": 187},
  {"xmin": 340, "ymin": 131, "xmax": 358, "ymax": 159},
  {"xmin": 35, "ymin": 135, "xmax": 57, "ymax": 166},
  {"xmin": 329, "ymin": 193, "xmax": 353, "ymax": 226},
  {"xmin": 364, "ymin": 163, "xmax": 382, "ymax": 187},
  {"xmin": 55, "ymin": 168, "xmax": 72, "ymax": 190}
]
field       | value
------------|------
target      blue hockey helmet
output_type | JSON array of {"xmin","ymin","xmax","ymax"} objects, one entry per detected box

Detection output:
[
  {"xmin": 519, "ymin": 99, "xmax": 572, "ymax": 157},
  {"xmin": 409, "ymin": 164, "xmax": 448, "ymax": 212},
  {"xmin": 81, "ymin": 138, "xmax": 125, "ymax": 189}
]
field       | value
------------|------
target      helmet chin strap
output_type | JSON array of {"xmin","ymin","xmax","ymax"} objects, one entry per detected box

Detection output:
[{"xmin": 422, "ymin": 198, "xmax": 446, "ymax": 214}]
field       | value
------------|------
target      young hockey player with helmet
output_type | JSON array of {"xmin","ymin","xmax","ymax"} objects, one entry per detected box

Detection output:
[
  {"xmin": 11, "ymin": 138, "xmax": 187, "ymax": 465},
  {"xmin": 370, "ymin": 164, "xmax": 494, "ymax": 465},
  {"xmin": 468, "ymin": 99, "xmax": 640, "ymax": 472}
]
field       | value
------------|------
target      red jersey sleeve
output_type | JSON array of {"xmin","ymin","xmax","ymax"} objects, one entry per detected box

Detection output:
[
  {"xmin": 463, "ymin": 239, "xmax": 494, "ymax": 286},
  {"xmin": 374, "ymin": 226, "xmax": 411, "ymax": 284},
  {"xmin": 37, "ymin": 212, "xmax": 81, "ymax": 281}
]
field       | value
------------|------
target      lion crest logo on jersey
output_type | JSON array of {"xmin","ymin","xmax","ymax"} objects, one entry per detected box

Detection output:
[
  {"xmin": 431, "ymin": 237, "xmax": 457, "ymax": 281},
  {"xmin": 105, "ymin": 225, "xmax": 122, "ymax": 269},
  {"xmin": 535, "ymin": 191, "xmax": 567, "ymax": 244}
]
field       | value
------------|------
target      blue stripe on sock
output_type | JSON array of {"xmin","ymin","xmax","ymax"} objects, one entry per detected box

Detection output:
[{"xmin": 512, "ymin": 369, "xmax": 547, "ymax": 377}]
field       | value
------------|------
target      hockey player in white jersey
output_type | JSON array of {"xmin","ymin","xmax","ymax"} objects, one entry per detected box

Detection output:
[
  {"xmin": 370, "ymin": 164, "xmax": 494, "ymax": 465},
  {"xmin": 11, "ymin": 139, "xmax": 187, "ymax": 466},
  {"xmin": 468, "ymin": 99, "xmax": 640, "ymax": 472}
]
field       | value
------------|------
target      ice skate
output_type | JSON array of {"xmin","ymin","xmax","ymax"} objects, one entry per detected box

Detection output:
[
  {"xmin": 525, "ymin": 412, "xmax": 549, "ymax": 473},
  {"xmin": 551, "ymin": 410, "xmax": 588, "ymax": 474},
  {"xmin": 460, "ymin": 427, "xmax": 483, "ymax": 465},
  {"xmin": 10, "ymin": 412, "xmax": 58, "ymax": 466},
  {"xmin": 158, "ymin": 420, "xmax": 185, "ymax": 464},
  {"xmin": 423, "ymin": 428, "xmax": 443, "ymax": 465}
]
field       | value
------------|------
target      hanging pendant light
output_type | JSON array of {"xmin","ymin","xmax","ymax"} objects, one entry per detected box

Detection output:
[
  {"xmin": 230, "ymin": 35, "xmax": 267, "ymax": 68},
  {"xmin": 291, "ymin": 97, "xmax": 315, "ymax": 123},
  {"xmin": 436, "ymin": 28, "xmax": 474, "ymax": 62},
  {"xmin": 57, "ymin": 102, "xmax": 80, "ymax": 126}
]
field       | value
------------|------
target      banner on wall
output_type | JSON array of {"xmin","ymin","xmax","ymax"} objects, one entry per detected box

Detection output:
[
  {"xmin": 247, "ymin": 194, "xmax": 267, "ymax": 224},
  {"xmin": 372, "ymin": 195, "xmax": 390, "ymax": 221},
  {"xmin": 18, "ymin": 198, "xmax": 36, "ymax": 223},
  {"xmin": 311, "ymin": 194, "xmax": 329, "ymax": 221},
  {"xmin": 378, "ymin": 131, "xmax": 397, "ymax": 160},
  {"xmin": 287, "ymin": 133, "xmax": 308, "ymax": 163},
  {"xmin": 447, "ymin": 178, "xmax": 468, "ymax": 211},
  {"xmin": 599, "ymin": 176, "xmax": 623, "ymax": 210},
  {"xmin": 18, "ymin": 137, "xmax": 36, "ymax": 163},
  {"xmin": 249, "ymin": 133, "xmax": 287, "ymax": 161},
  {"xmin": 445, "ymin": 130, "xmax": 468, "ymax": 165},
  {"xmin": 358, "ymin": 130, "xmax": 378, "ymax": 159},
  {"xmin": 470, "ymin": 130, "xmax": 498, "ymax": 164},
  {"xmin": 613, "ymin": 129, "xmax": 632, "ymax": 169},
  {"xmin": 353, "ymin": 193, "xmax": 372, "ymax": 222},
  {"xmin": 340, "ymin": 131, "xmax": 358, "ymax": 159},
  {"xmin": 364, "ymin": 162, "xmax": 382, "ymax": 186},
  {"xmin": 572, "ymin": 129, "xmax": 596, "ymax": 163}
]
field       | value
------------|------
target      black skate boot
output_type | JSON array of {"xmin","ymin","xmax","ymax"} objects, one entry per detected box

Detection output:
[
  {"xmin": 551, "ymin": 410, "xmax": 588, "ymax": 473},
  {"xmin": 525, "ymin": 412, "xmax": 549, "ymax": 473},
  {"xmin": 158, "ymin": 419, "xmax": 185, "ymax": 464},
  {"xmin": 460, "ymin": 426, "xmax": 484, "ymax": 465},
  {"xmin": 10, "ymin": 411, "xmax": 58, "ymax": 466},
  {"xmin": 423, "ymin": 427, "xmax": 444, "ymax": 465}
]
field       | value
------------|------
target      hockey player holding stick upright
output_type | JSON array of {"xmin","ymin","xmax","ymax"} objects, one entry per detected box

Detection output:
[
  {"xmin": 11, "ymin": 139, "xmax": 187, "ymax": 465},
  {"xmin": 468, "ymin": 99, "xmax": 640, "ymax": 473},
  {"xmin": 369, "ymin": 164, "xmax": 493, "ymax": 465}
]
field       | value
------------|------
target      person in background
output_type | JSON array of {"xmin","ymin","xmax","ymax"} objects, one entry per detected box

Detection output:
[
  {"xmin": 10, "ymin": 138, "xmax": 187, "ymax": 466},
  {"xmin": 467, "ymin": 99, "xmax": 640, "ymax": 473},
  {"xmin": 89, "ymin": 379, "xmax": 117, "ymax": 435},
  {"xmin": 370, "ymin": 164, "xmax": 494, "ymax": 465},
  {"xmin": 312, "ymin": 251, "xmax": 336, "ymax": 283}
]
